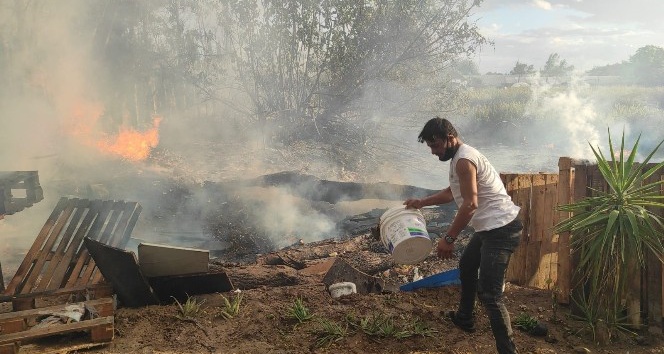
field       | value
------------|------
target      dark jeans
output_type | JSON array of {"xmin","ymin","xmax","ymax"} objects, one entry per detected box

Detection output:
[{"xmin": 456, "ymin": 217, "xmax": 523, "ymax": 354}]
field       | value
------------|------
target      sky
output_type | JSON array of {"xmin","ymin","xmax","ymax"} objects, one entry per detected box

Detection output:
[{"xmin": 471, "ymin": 0, "xmax": 664, "ymax": 74}]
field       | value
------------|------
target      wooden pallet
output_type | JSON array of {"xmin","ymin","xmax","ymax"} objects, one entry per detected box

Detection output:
[
  {"xmin": 0, "ymin": 298, "xmax": 114, "ymax": 354},
  {"xmin": 2, "ymin": 197, "xmax": 142, "ymax": 307},
  {"xmin": 0, "ymin": 172, "xmax": 44, "ymax": 217},
  {"xmin": 2, "ymin": 284, "xmax": 115, "ymax": 313}
]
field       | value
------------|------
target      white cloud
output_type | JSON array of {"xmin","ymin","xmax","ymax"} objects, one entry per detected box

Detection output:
[
  {"xmin": 532, "ymin": 0, "xmax": 553, "ymax": 10},
  {"xmin": 472, "ymin": 0, "xmax": 664, "ymax": 73}
]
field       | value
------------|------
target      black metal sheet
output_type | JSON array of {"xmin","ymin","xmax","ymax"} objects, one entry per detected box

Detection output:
[
  {"xmin": 83, "ymin": 237, "xmax": 159, "ymax": 307},
  {"xmin": 148, "ymin": 272, "xmax": 233, "ymax": 303}
]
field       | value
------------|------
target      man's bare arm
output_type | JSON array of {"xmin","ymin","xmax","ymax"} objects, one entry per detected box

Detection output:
[
  {"xmin": 404, "ymin": 187, "xmax": 454, "ymax": 209},
  {"xmin": 446, "ymin": 159, "xmax": 478, "ymax": 238}
]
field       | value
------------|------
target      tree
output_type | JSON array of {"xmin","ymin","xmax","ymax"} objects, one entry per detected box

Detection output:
[
  {"xmin": 215, "ymin": 0, "xmax": 489, "ymax": 143},
  {"xmin": 586, "ymin": 62, "xmax": 627, "ymax": 76},
  {"xmin": 0, "ymin": 0, "xmax": 490, "ymax": 150},
  {"xmin": 541, "ymin": 53, "xmax": 574, "ymax": 77},
  {"xmin": 453, "ymin": 59, "xmax": 480, "ymax": 76},
  {"xmin": 628, "ymin": 45, "xmax": 664, "ymax": 85},
  {"xmin": 509, "ymin": 61, "xmax": 535, "ymax": 82}
]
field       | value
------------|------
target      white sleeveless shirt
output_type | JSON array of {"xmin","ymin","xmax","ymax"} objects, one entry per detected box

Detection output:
[{"xmin": 449, "ymin": 144, "xmax": 520, "ymax": 232}]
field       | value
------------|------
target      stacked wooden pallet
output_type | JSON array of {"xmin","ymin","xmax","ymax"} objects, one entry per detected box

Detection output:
[
  {"xmin": 0, "ymin": 298, "xmax": 115, "ymax": 354},
  {"xmin": 0, "ymin": 197, "xmax": 142, "ymax": 352},
  {"xmin": 0, "ymin": 172, "xmax": 44, "ymax": 218}
]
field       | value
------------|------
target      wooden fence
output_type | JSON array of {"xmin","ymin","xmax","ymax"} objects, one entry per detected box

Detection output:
[{"xmin": 501, "ymin": 157, "xmax": 664, "ymax": 326}]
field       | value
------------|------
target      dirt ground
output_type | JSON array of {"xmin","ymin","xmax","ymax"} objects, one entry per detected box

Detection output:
[
  {"xmin": 93, "ymin": 139, "xmax": 664, "ymax": 354},
  {"xmin": 21, "ymin": 232, "xmax": 664, "ymax": 354},
  {"xmin": 8, "ymin": 138, "xmax": 664, "ymax": 354}
]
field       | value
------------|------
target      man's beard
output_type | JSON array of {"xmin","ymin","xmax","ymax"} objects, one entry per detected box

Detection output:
[{"xmin": 438, "ymin": 146, "xmax": 457, "ymax": 161}]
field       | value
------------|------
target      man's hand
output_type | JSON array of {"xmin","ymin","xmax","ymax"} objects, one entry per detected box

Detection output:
[
  {"xmin": 403, "ymin": 198, "xmax": 424, "ymax": 209},
  {"xmin": 436, "ymin": 238, "xmax": 455, "ymax": 259}
]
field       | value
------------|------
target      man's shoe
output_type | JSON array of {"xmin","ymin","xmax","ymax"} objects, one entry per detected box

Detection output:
[{"xmin": 446, "ymin": 311, "xmax": 476, "ymax": 333}]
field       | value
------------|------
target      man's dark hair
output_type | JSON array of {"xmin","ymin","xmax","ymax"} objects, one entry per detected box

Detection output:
[{"xmin": 417, "ymin": 117, "xmax": 458, "ymax": 143}]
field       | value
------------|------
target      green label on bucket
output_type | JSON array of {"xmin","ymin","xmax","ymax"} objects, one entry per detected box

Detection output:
[{"xmin": 407, "ymin": 227, "xmax": 427, "ymax": 237}]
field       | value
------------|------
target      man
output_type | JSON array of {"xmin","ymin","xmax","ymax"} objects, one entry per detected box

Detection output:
[{"xmin": 404, "ymin": 117, "xmax": 523, "ymax": 354}]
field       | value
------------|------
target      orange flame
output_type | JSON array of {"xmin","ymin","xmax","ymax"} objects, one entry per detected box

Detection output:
[
  {"xmin": 65, "ymin": 101, "xmax": 104, "ymax": 137},
  {"xmin": 97, "ymin": 116, "xmax": 162, "ymax": 161}
]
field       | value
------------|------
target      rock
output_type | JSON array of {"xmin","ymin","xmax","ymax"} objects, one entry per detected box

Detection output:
[{"xmin": 544, "ymin": 334, "xmax": 557, "ymax": 343}]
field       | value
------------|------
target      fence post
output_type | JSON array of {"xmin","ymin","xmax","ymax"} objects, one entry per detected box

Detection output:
[
  {"xmin": 569, "ymin": 158, "xmax": 590, "ymax": 315},
  {"xmin": 502, "ymin": 173, "xmax": 533, "ymax": 285},
  {"xmin": 556, "ymin": 157, "xmax": 573, "ymax": 304},
  {"xmin": 661, "ymin": 174, "xmax": 664, "ymax": 328},
  {"xmin": 645, "ymin": 171, "xmax": 664, "ymax": 330}
]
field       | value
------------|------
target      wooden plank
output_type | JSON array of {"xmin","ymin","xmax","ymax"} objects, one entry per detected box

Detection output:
[
  {"xmin": 502, "ymin": 174, "xmax": 520, "ymax": 282},
  {"xmin": 138, "ymin": 243, "xmax": 209, "ymax": 277},
  {"xmin": 0, "ymin": 298, "xmax": 113, "ymax": 324},
  {"xmin": 644, "ymin": 172, "xmax": 663, "ymax": 326},
  {"xmin": 89, "ymin": 320, "xmax": 114, "ymax": 342},
  {"xmin": 34, "ymin": 200, "xmax": 89, "ymax": 292},
  {"xmin": 525, "ymin": 174, "xmax": 546, "ymax": 288},
  {"xmin": 0, "ymin": 316, "xmax": 113, "ymax": 345},
  {"xmin": 83, "ymin": 238, "xmax": 160, "ymax": 308},
  {"xmin": 17, "ymin": 340, "xmax": 108, "ymax": 354},
  {"xmin": 97, "ymin": 202, "xmax": 126, "ymax": 245},
  {"xmin": 0, "ymin": 318, "xmax": 25, "ymax": 336},
  {"xmin": 24, "ymin": 172, "xmax": 42, "ymax": 205},
  {"xmin": 19, "ymin": 200, "xmax": 79, "ymax": 294},
  {"xmin": 532, "ymin": 174, "xmax": 558, "ymax": 289},
  {"xmin": 504, "ymin": 174, "xmax": 531, "ymax": 284},
  {"xmin": 556, "ymin": 157, "xmax": 574, "ymax": 303},
  {"xmin": 661, "ymin": 174, "xmax": 664, "ymax": 323},
  {"xmin": 64, "ymin": 201, "xmax": 115, "ymax": 288},
  {"xmin": 501, "ymin": 173, "xmax": 518, "ymax": 283},
  {"xmin": 515, "ymin": 175, "xmax": 534, "ymax": 285},
  {"xmin": 3, "ymin": 198, "xmax": 69, "ymax": 295},
  {"xmin": 7, "ymin": 284, "xmax": 114, "ymax": 312},
  {"xmin": 0, "ymin": 342, "xmax": 16, "ymax": 354},
  {"xmin": 569, "ymin": 161, "xmax": 589, "ymax": 316},
  {"xmin": 107, "ymin": 202, "xmax": 141, "ymax": 248},
  {"xmin": 46, "ymin": 200, "xmax": 103, "ymax": 291}
]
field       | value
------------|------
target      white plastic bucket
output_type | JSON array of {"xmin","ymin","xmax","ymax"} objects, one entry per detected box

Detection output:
[
  {"xmin": 379, "ymin": 206, "xmax": 432, "ymax": 264},
  {"xmin": 329, "ymin": 282, "xmax": 357, "ymax": 298}
]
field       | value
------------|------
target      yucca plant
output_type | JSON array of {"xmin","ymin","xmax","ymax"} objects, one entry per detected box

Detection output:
[
  {"xmin": 313, "ymin": 318, "xmax": 349, "ymax": 348},
  {"xmin": 218, "ymin": 293, "xmax": 242, "ymax": 319},
  {"xmin": 287, "ymin": 297, "xmax": 314, "ymax": 324},
  {"xmin": 555, "ymin": 129, "xmax": 664, "ymax": 337},
  {"xmin": 173, "ymin": 295, "xmax": 204, "ymax": 320}
]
